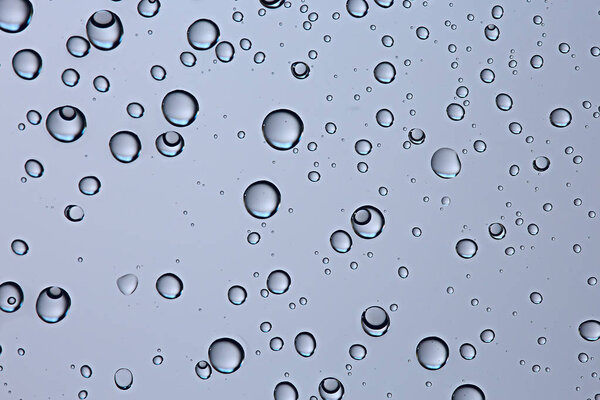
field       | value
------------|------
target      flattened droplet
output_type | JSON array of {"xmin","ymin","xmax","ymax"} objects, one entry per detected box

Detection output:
[{"xmin": 208, "ymin": 337, "xmax": 245, "ymax": 374}]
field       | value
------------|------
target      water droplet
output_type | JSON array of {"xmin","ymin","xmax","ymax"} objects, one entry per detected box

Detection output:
[
  {"xmin": 376, "ymin": 109, "xmax": 394, "ymax": 127},
  {"xmin": 155, "ymin": 131, "xmax": 184, "ymax": 157},
  {"xmin": 491, "ymin": 5, "xmax": 504, "ymax": 19},
  {"xmin": 150, "ymin": 65, "xmax": 166, "ymax": 81},
  {"xmin": 459, "ymin": 343, "xmax": 476, "ymax": 360},
  {"xmin": 152, "ymin": 355, "xmax": 163, "ymax": 365},
  {"xmin": 291, "ymin": 62, "xmax": 310, "ymax": 79},
  {"xmin": 346, "ymin": 0, "xmax": 368, "ymax": 18},
  {"xmin": 416, "ymin": 26, "xmax": 429, "ymax": 40},
  {"xmin": 530, "ymin": 55, "xmax": 544, "ymax": 69},
  {"xmin": 549, "ymin": 108, "xmax": 572, "ymax": 127},
  {"xmin": 373, "ymin": 61, "xmax": 396, "ymax": 83},
  {"xmin": 243, "ymin": 180, "xmax": 281, "ymax": 219},
  {"xmin": 416, "ymin": 337, "xmax": 449, "ymax": 370},
  {"xmin": 294, "ymin": 332, "xmax": 316, "ymax": 357},
  {"xmin": 114, "ymin": 368, "xmax": 133, "ymax": 390},
  {"xmin": 26, "ymin": 109, "xmax": 41, "ymax": 125},
  {"xmin": 109, "ymin": 131, "xmax": 142, "ymax": 163},
  {"xmin": 61, "ymin": 68, "xmax": 80, "ymax": 87},
  {"xmin": 446, "ymin": 103, "xmax": 465, "ymax": 121},
  {"xmin": 408, "ymin": 128, "xmax": 426, "ymax": 144},
  {"xmin": 195, "ymin": 360, "xmax": 212, "ymax": 379},
  {"xmin": 228, "ymin": 285, "xmax": 247, "ymax": 305},
  {"xmin": 126, "ymin": 102, "xmax": 144, "ymax": 118},
  {"xmin": 495, "ymin": 93, "xmax": 513, "ymax": 111},
  {"xmin": 137, "ymin": 0, "xmax": 160, "ymax": 18},
  {"xmin": 0, "ymin": 281, "xmax": 24, "ymax": 313},
  {"xmin": 488, "ymin": 223, "xmax": 506, "ymax": 239},
  {"xmin": 78, "ymin": 176, "xmax": 101, "ymax": 196},
  {"xmin": 351, "ymin": 205, "xmax": 385, "ymax": 239},
  {"xmin": 64, "ymin": 205, "xmax": 84, "ymax": 222},
  {"xmin": 349, "ymin": 344, "xmax": 367, "ymax": 360},
  {"xmin": 431, "ymin": 148, "xmax": 461, "ymax": 178},
  {"xmin": 274, "ymin": 381, "xmax": 299, "ymax": 400},
  {"xmin": 0, "ymin": 0, "xmax": 33, "ymax": 33},
  {"xmin": 215, "ymin": 41, "xmax": 235, "ymax": 62},
  {"xmin": 80, "ymin": 365, "xmax": 92, "ymax": 378},
  {"xmin": 116, "ymin": 274, "xmax": 138, "ymax": 295},
  {"xmin": 361, "ymin": 306, "xmax": 390, "ymax": 337},
  {"xmin": 579, "ymin": 320, "xmax": 600, "ymax": 341},
  {"xmin": 93, "ymin": 75, "xmax": 110, "ymax": 92},
  {"xmin": 24, "ymin": 159, "xmax": 43, "ymax": 178},
  {"xmin": 270, "ymin": 337, "xmax": 284, "ymax": 351},
  {"xmin": 161, "ymin": 90, "xmax": 199, "ymax": 127},
  {"xmin": 11, "ymin": 239, "xmax": 28, "ymax": 255},
  {"xmin": 452, "ymin": 384, "xmax": 485, "ymax": 400},
  {"xmin": 12, "ymin": 49, "xmax": 41, "ymax": 80},
  {"xmin": 187, "ymin": 19, "xmax": 220, "ymax": 50},
  {"xmin": 533, "ymin": 156, "xmax": 550, "ymax": 172},
  {"xmin": 208, "ymin": 338, "xmax": 245, "ymax": 374},
  {"xmin": 480, "ymin": 329, "xmax": 495, "ymax": 343},
  {"xmin": 330, "ymin": 230, "xmax": 352, "ymax": 253},
  {"xmin": 45, "ymin": 106, "xmax": 86, "ymax": 143},
  {"xmin": 86, "ymin": 10, "xmax": 124, "ymax": 51},
  {"xmin": 456, "ymin": 239, "xmax": 478, "ymax": 259},
  {"xmin": 267, "ymin": 270, "xmax": 291, "ymax": 294},
  {"xmin": 260, "ymin": 0, "xmax": 284, "ymax": 8},
  {"xmin": 156, "ymin": 273, "xmax": 183, "ymax": 299},
  {"xmin": 530, "ymin": 291, "xmax": 543, "ymax": 304},
  {"xmin": 318, "ymin": 377, "xmax": 345, "ymax": 400},
  {"xmin": 484, "ymin": 24, "xmax": 499, "ymax": 41},
  {"xmin": 35, "ymin": 286, "xmax": 71, "ymax": 323},
  {"xmin": 66, "ymin": 36, "xmax": 90, "ymax": 58},
  {"xmin": 262, "ymin": 109, "xmax": 304, "ymax": 150}
]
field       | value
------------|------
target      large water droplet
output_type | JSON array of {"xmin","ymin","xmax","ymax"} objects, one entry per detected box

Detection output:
[
  {"xmin": 161, "ymin": 90, "xmax": 199, "ymax": 127},
  {"xmin": 549, "ymin": 108, "xmax": 572, "ymax": 128},
  {"xmin": 156, "ymin": 273, "xmax": 183, "ymax": 299},
  {"xmin": 114, "ymin": 368, "xmax": 133, "ymax": 390},
  {"xmin": 215, "ymin": 41, "xmax": 234, "ymax": 62},
  {"xmin": 346, "ymin": 0, "xmax": 368, "ymax": 18},
  {"xmin": 116, "ymin": 274, "xmax": 138, "ymax": 295},
  {"xmin": 137, "ymin": 0, "xmax": 160, "ymax": 18},
  {"xmin": 484, "ymin": 24, "xmax": 499, "ymax": 41},
  {"xmin": 0, "ymin": 281, "xmax": 24, "ymax": 313},
  {"xmin": 12, "ymin": 49, "xmax": 41, "ymax": 80},
  {"xmin": 0, "ymin": 0, "xmax": 33, "ymax": 33},
  {"xmin": 24, "ymin": 159, "xmax": 43, "ymax": 178},
  {"xmin": 456, "ymin": 239, "xmax": 478, "ymax": 259},
  {"xmin": 187, "ymin": 19, "xmax": 220, "ymax": 50},
  {"xmin": 351, "ymin": 205, "xmax": 385, "ymax": 239},
  {"xmin": 78, "ymin": 176, "xmax": 101, "ymax": 196},
  {"xmin": 488, "ymin": 223, "xmax": 506, "ymax": 239},
  {"xmin": 294, "ymin": 332, "xmax": 316, "ymax": 357},
  {"xmin": 66, "ymin": 36, "xmax": 90, "ymax": 58},
  {"xmin": 35, "ymin": 286, "xmax": 71, "ymax": 323},
  {"xmin": 274, "ymin": 381, "xmax": 299, "ymax": 400},
  {"xmin": 452, "ymin": 384, "xmax": 485, "ymax": 400},
  {"xmin": 361, "ymin": 306, "xmax": 390, "ymax": 337},
  {"xmin": 349, "ymin": 344, "xmax": 367, "ymax": 360},
  {"xmin": 45, "ymin": 106, "xmax": 86, "ymax": 143},
  {"xmin": 109, "ymin": 131, "xmax": 141, "ymax": 163},
  {"xmin": 373, "ymin": 61, "xmax": 396, "ymax": 83},
  {"xmin": 495, "ymin": 93, "xmax": 513, "ymax": 111},
  {"xmin": 195, "ymin": 360, "xmax": 212, "ymax": 379},
  {"xmin": 459, "ymin": 343, "xmax": 476, "ymax": 360},
  {"xmin": 318, "ymin": 377, "xmax": 344, "ymax": 400},
  {"xmin": 86, "ymin": 10, "xmax": 124, "ymax": 51},
  {"xmin": 579, "ymin": 320, "xmax": 600, "ymax": 341},
  {"xmin": 267, "ymin": 270, "xmax": 291, "ymax": 294},
  {"xmin": 262, "ymin": 109, "xmax": 304, "ymax": 150},
  {"xmin": 155, "ymin": 131, "xmax": 184, "ymax": 157},
  {"xmin": 330, "ymin": 230, "xmax": 352, "ymax": 253},
  {"xmin": 208, "ymin": 338, "xmax": 245, "ymax": 374},
  {"xmin": 243, "ymin": 180, "xmax": 281, "ymax": 219},
  {"xmin": 446, "ymin": 103, "xmax": 465, "ymax": 121},
  {"xmin": 416, "ymin": 336, "xmax": 449, "ymax": 370},
  {"xmin": 227, "ymin": 285, "xmax": 247, "ymax": 305},
  {"xmin": 431, "ymin": 148, "xmax": 461, "ymax": 178}
]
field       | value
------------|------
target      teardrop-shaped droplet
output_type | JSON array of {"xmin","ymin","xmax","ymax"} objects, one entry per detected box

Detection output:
[
  {"xmin": 35, "ymin": 286, "xmax": 71, "ymax": 323},
  {"xmin": 208, "ymin": 338, "xmax": 245, "ymax": 374}
]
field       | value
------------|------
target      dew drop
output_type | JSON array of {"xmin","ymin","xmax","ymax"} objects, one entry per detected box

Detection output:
[
  {"xmin": 0, "ymin": 281, "xmax": 24, "ymax": 313},
  {"xmin": 351, "ymin": 205, "xmax": 385, "ymax": 239},
  {"xmin": 431, "ymin": 148, "xmax": 461, "ymax": 178},
  {"xmin": 208, "ymin": 338, "xmax": 245, "ymax": 374},
  {"xmin": 86, "ymin": 10, "xmax": 124, "ymax": 51},
  {"xmin": 416, "ymin": 337, "xmax": 449, "ymax": 370},
  {"xmin": 161, "ymin": 90, "xmax": 199, "ymax": 127},
  {"xmin": 114, "ymin": 368, "xmax": 133, "ymax": 390},
  {"xmin": 330, "ymin": 230, "xmax": 352, "ymax": 253},
  {"xmin": 35, "ymin": 286, "xmax": 71, "ymax": 323},
  {"xmin": 0, "ymin": 0, "xmax": 33, "ymax": 33},
  {"xmin": 45, "ymin": 106, "xmax": 86, "ymax": 143},
  {"xmin": 294, "ymin": 332, "xmax": 316, "ymax": 357},
  {"xmin": 187, "ymin": 19, "xmax": 220, "ymax": 50},
  {"xmin": 156, "ymin": 273, "xmax": 183, "ymax": 299},
  {"xmin": 456, "ymin": 239, "xmax": 478, "ymax": 259},
  {"xmin": 267, "ymin": 270, "xmax": 291, "ymax": 294},
  {"xmin": 156, "ymin": 131, "xmax": 184, "ymax": 157},
  {"xmin": 12, "ymin": 49, "xmax": 42, "ymax": 80},
  {"xmin": 109, "ymin": 131, "xmax": 141, "ymax": 163},
  {"xmin": 361, "ymin": 306, "xmax": 390, "ymax": 337},
  {"xmin": 116, "ymin": 274, "xmax": 138, "ymax": 295},
  {"xmin": 243, "ymin": 180, "xmax": 281, "ymax": 219},
  {"xmin": 262, "ymin": 109, "xmax": 304, "ymax": 150}
]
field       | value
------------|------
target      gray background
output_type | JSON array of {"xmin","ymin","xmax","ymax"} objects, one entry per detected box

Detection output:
[{"xmin": 1, "ymin": 0, "xmax": 599, "ymax": 398}]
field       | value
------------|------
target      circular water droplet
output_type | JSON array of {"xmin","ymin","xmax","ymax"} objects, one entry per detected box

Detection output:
[
  {"xmin": 533, "ymin": 156, "xmax": 550, "ymax": 172},
  {"xmin": 355, "ymin": 139, "xmax": 372, "ymax": 155},
  {"xmin": 446, "ymin": 103, "xmax": 465, "ymax": 121},
  {"xmin": 480, "ymin": 329, "xmax": 495, "ymax": 343},
  {"xmin": 26, "ymin": 109, "xmax": 41, "ymax": 125},
  {"xmin": 61, "ymin": 68, "xmax": 80, "ymax": 87},
  {"xmin": 78, "ymin": 176, "xmax": 101, "ymax": 196},
  {"xmin": 579, "ymin": 320, "xmax": 600, "ymax": 341},
  {"xmin": 12, "ymin": 49, "xmax": 41, "ymax": 80},
  {"xmin": 373, "ymin": 61, "xmax": 396, "ymax": 83},
  {"xmin": 549, "ymin": 108, "xmax": 572, "ymax": 127},
  {"xmin": 0, "ymin": 0, "xmax": 33, "ymax": 33},
  {"xmin": 274, "ymin": 381, "xmax": 299, "ymax": 400},
  {"xmin": 80, "ymin": 365, "xmax": 92, "ymax": 378},
  {"xmin": 459, "ymin": 343, "xmax": 476, "ymax": 360},
  {"xmin": 488, "ymin": 223, "xmax": 506, "ymax": 239},
  {"xmin": 0, "ymin": 281, "xmax": 24, "ymax": 313},
  {"xmin": 114, "ymin": 368, "xmax": 133, "ymax": 390},
  {"xmin": 484, "ymin": 24, "xmax": 499, "ymax": 41},
  {"xmin": 116, "ymin": 274, "xmax": 138, "ymax": 295},
  {"xmin": 452, "ymin": 384, "xmax": 485, "ymax": 400},
  {"xmin": 45, "ymin": 106, "xmax": 86, "ymax": 143},
  {"xmin": 161, "ymin": 89, "xmax": 199, "ymax": 127},
  {"xmin": 93, "ymin": 75, "xmax": 110, "ymax": 92},
  {"xmin": 351, "ymin": 205, "xmax": 385, "ymax": 239},
  {"xmin": 318, "ymin": 377, "xmax": 344, "ymax": 400},
  {"xmin": 156, "ymin": 273, "xmax": 183, "ymax": 299},
  {"xmin": 294, "ymin": 332, "xmax": 316, "ymax": 357},
  {"xmin": 66, "ymin": 36, "xmax": 90, "ymax": 58},
  {"xmin": 491, "ymin": 5, "xmax": 504, "ymax": 19},
  {"xmin": 530, "ymin": 55, "xmax": 543, "ymax": 69},
  {"xmin": 530, "ymin": 291, "xmax": 543, "ymax": 304},
  {"xmin": 330, "ymin": 230, "xmax": 352, "ymax": 253},
  {"xmin": 137, "ymin": 0, "xmax": 160, "ymax": 18},
  {"xmin": 35, "ymin": 286, "xmax": 71, "ymax": 323},
  {"xmin": 267, "ymin": 270, "xmax": 291, "ymax": 294},
  {"xmin": 215, "ymin": 41, "xmax": 234, "ymax": 62},
  {"xmin": 151, "ymin": 65, "xmax": 166, "ymax": 81},
  {"xmin": 416, "ymin": 26, "xmax": 429, "ymax": 40},
  {"xmin": 243, "ymin": 180, "xmax": 281, "ymax": 219},
  {"xmin": 408, "ymin": 128, "xmax": 426, "ymax": 144},
  {"xmin": 480, "ymin": 68, "xmax": 495, "ymax": 83},
  {"xmin": 431, "ymin": 148, "xmax": 461, "ymax": 178},
  {"xmin": 270, "ymin": 337, "xmax": 284, "ymax": 351},
  {"xmin": 195, "ymin": 360, "xmax": 212, "ymax": 379},
  {"xmin": 228, "ymin": 285, "xmax": 247, "ymax": 305},
  {"xmin": 152, "ymin": 355, "xmax": 163, "ymax": 365},
  {"xmin": 126, "ymin": 102, "xmax": 144, "ymax": 118},
  {"xmin": 346, "ymin": 0, "xmax": 368, "ymax": 18},
  {"xmin": 64, "ymin": 205, "xmax": 84, "ymax": 222},
  {"xmin": 495, "ymin": 93, "xmax": 513, "ymax": 111},
  {"xmin": 291, "ymin": 61, "xmax": 310, "ymax": 79},
  {"xmin": 11, "ymin": 239, "xmax": 28, "ymax": 255},
  {"xmin": 262, "ymin": 109, "xmax": 304, "ymax": 150},
  {"xmin": 456, "ymin": 239, "xmax": 478, "ymax": 259},
  {"xmin": 376, "ymin": 109, "xmax": 394, "ymax": 127},
  {"xmin": 86, "ymin": 10, "xmax": 124, "ymax": 51},
  {"xmin": 349, "ymin": 344, "xmax": 367, "ymax": 360},
  {"xmin": 208, "ymin": 338, "xmax": 245, "ymax": 374},
  {"xmin": 181, "ymin": 50, "xmax": 196, "ymax": 67},
  {"xmin": 416, "ymin": 337, "xmax": 449, "ymax": 370},
  {"xmin": 109, "ymin": 131, "xmax": 142, "ymax": 163},
  {"xmin": 187, "ymin": 19, "xmax": 220, "ymax": 50},
  {"xmin": 24, "ymin": 159, "xmax": 43, "ymax": 178},
  {"xmin": 361, "ymin": 306, "xmax": 390, "ymax": 337},
  {"xmin": 155, "ymin": 131, "xmax": 184, "ymax": 157}
]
